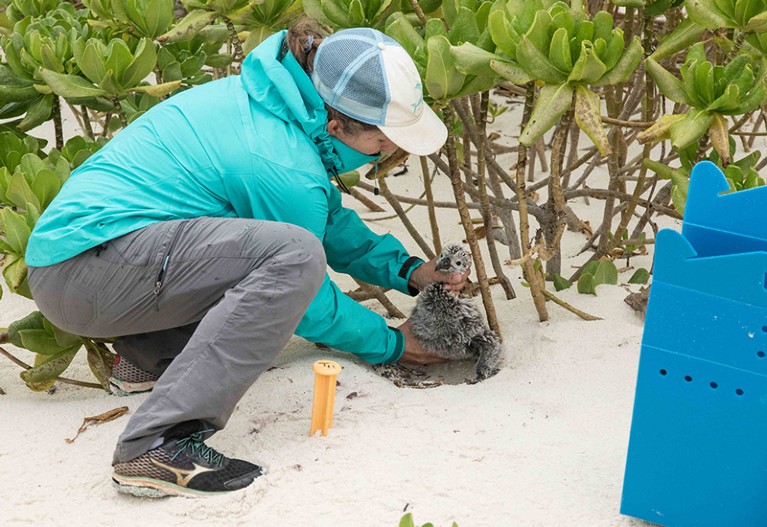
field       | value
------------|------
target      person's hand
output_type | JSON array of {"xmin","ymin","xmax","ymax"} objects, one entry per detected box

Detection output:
[
  {"xmin": 408, "ymin": 254, "xmax": 470, "ymax": 294},
  {"xmin": 397, "ymin": 321, "xmax": 449, "ymax": 365}
]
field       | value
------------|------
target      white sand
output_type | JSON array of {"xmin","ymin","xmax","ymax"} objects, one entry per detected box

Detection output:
[{"xmin": 0, "ymin": 106, "xmax": 662, "ymax": 526}]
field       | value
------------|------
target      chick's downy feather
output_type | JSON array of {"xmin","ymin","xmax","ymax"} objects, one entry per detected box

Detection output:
[{"xmin": 409, "ymin": 244, "xmax": 503, "ymax": 380}]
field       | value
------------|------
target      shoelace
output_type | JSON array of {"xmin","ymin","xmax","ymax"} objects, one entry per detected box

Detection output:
[{"xmin": 171, "ymin": 430, "xmax": 224, "ymax": 467}]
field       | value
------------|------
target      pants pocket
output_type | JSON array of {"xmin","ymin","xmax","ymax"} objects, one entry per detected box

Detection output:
[{"xmin": 96, "ymin": 231, "xmax": 153, "ymax": 267}]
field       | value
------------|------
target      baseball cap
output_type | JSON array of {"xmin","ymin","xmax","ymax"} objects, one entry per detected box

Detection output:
[{"xmin": 311, "ymin": 28, "xmax": 448, "ymax": 156}]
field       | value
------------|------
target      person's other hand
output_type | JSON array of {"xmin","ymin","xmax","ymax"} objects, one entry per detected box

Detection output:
[
  {"xmin": 408, "ymin": 255, "xmax": 470, "ymax": 294},
  {"xmin": 397, "ymin": 321, "xmax": 449, "ymax": 365}
]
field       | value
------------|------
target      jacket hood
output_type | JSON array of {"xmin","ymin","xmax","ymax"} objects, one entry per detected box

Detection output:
[{"xmin": 240, "ymin": 31, "xmax": 377, "ymax": 176}]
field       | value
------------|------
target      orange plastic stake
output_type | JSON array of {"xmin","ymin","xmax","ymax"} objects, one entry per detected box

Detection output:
[{"xmin": 310, "ymin": 360, "xmax": 342, "ymax": 437}]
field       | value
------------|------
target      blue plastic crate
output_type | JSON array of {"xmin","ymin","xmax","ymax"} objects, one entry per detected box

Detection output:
[{"xmin": 621, "ymin": 162, "xmax": 767, "ymax": 527}]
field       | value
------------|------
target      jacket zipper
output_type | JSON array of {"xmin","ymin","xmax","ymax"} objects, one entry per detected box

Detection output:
[{"xmin": 154, "ymin": 221, "xmax": 187, "ymax": 295}]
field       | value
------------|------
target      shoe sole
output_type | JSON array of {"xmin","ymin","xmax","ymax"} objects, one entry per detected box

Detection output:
[
  {"xmin": 112, "ymin": 475, "xmax": 229, "ymax": 498},
  {"xmin": 109, "ymin": 378, "xmax": 156, "ymax": 396}
]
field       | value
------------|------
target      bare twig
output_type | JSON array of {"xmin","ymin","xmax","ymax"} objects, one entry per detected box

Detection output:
[
  {"xmin": 420, "ymin": 156, "xmax": 442, "ymax": 255},
  {"xmin": 352, "ymin": 278, "xmax": 406, "ymax": 319},
  {"xmin": 50, "ymin": 95, "xmax": 64, "ymax": 149},
  {"xmin": 444, "ymin": 104, "xmax": 501, "ymax": 336},
  {"xmin": 376, "ymin": 175, "xmax": 435, "ymax": 259},
  {"xmin": 541, "ymin": 289, "xmax": 602, "ymax": 321},
  {"xmin": 515, "ymin": 84, "xmax": 548, "ymax": 321},
  {"xmin": 348, "ymin": 187, "xmax": 385, "ymax": 213}
]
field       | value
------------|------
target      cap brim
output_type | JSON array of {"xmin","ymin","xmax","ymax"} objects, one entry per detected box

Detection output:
[{"xmin": 378, "ymin": 104, "xmax": 448, "ymax": 156}]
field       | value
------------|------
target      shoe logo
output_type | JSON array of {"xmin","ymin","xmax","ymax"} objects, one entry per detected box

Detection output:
[{"xmin": 151, "ymin": 458, "xmax": 215, "ymax": 487}]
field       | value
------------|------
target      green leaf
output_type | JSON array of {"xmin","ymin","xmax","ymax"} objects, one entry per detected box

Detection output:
[
  {"xmin": 519, "ymin": 83, "xmax": 574, "ymax": 147},
  {"xmin": 157, "ymin": 10, "xmax": 218, "ymax": 43},
  {"xmin": 609, "ymin": 28, "xmax": 648, "ymax": 75},
  {"xmin": 708, "ymin": 113, "xmax": 730, "ymax": 163},
  {"xmin": 685, "ymin": 0, "xmax": 735, "ymax": 28},
  {"xmin": 85, "ymin": 339, "xmax": 114, "ymax": 390},
  {"xmin": 425, "ymin": 35, "xmax": 464, "ymax": 100},
  {"xmin": 399, "ymin": 513, "xmax": 416, "ymax": 527},
  {"xmin": 449, "ymin": 7, "xmax": 481, "ymax": 45},
  {"xmin": 104, "ymin": 40, "xmax": 134, "ymax": 87},
  {"xmin": 592, "ymin": 259, "xmax": 618, "ymax": 286},
  {"xmin": 129, "ymin": 80, "xmax": 182, "ymax": 97},
  {"xmin": 37, "ymin": 68, "xmax": 107, "ymax": 99},
  {"xmin": 600, "ymin": 33, "xmax": 625, "ymax": 73},
  {"xmin": 694, "ymin": 60, "xmax": 715, "ymax": 105},
  {"xmin": 581, "ymin": 260, "xmax": 600, "ymax": 277},
  {"xmin": 20, "ymin": 345, "xmax": 80, "ymax": 385},
  {"xmin": 671, "ymin": 184, "xmax": 687, "ymax": 214},
  {"xmin": 121, "ymin": 38, "xmax": 157, "ymax": 88},
  {"xmin": 548, "ymin": 27, "xmax": 573, "ymax": 74},
  {"xmin": 454, "ymin": 73, "xmax": 499, "ymax": 98},
  {"xmin": 525, "ymin": 10, "xmax": 553, "ymax": 55},
  {"xmin": 731, "ymin": 78, "xmax": 766, "ymax": 114},
  {"xmin": 75, "ymin": 39, "xmax": 107, "ymax": 85},
  {"xmin": 734, "ymin": 0, "xmax": 762, "ymax": 27},
  {"xmin": 40, "ymin": 43, "xmax": 64, "ymax": 74},
  {"xmin": 650, "ymin": 18, "xmax": 706, "ymax": 61},
  {"xmin": 489, "ymin": 58, "xmax": 533, "ymax": 84},
  {"xmin": 242, "ymin": 25, "xmax": 274, "ymax": 56},
  {"xmin": 2, "ymin": 253, "xmax": 31, "ymax": 298},
  {"xmin": 29, "ymin": 167, "xmax": 62, "ymax": 211},
  {"xmin": 577, "ymin": 273, "xmax": 596, "ymax": 294},
  {"xmin": 592, "ymin": 10, "xmax": 613, "ymax": 44},
  {"xmin": 142, "ymin": 0, "xmax": 174, "ymax": 38},
  {"xmin": 744, "ymin": 9, "xmax": 767, "ymax": 31},
  {"xmin": 26, "ymin": 353, "xmax": 55, "ymax": 391},
  {"xmin": 713, "ymin": 0, "xmax": 736, "ymax": 19},
  {"xmin": 669, "ymin": 109, "xmax": 714, "ymax": 150},
  {"xmin": 348, "ymin": 0, "xmax": 366, "ymax": 26},
  {"xmin": 553, "ymin": 274, "xmax": 572, "ymax": 291},
  {"xmin": 628, "ymin": 268, "xmax": 650, "ymax": 284},
  {"xmin": 516, "ymin": 36, "xmax": 568, "ymax": 84},
  {"xmin": 8, "ymin": 310, "xmax": 45, "ymax": 348},
  {"xmin": 0, "ymin": 65, "xmax": 36, "ymax": 102},
  {"xmin": 568, "ymin": 41, "xmax": 607, "ymax": 84},
  {"xmin": 488, "ymin": 7, "xmax": 518, "ymax": 58},
  {"xmin": 451, "ymin": 42, "xmax": 502, "ymax": 78},
  {"xmin": 18, "ymin": 93, "xmax": 53, "ymax": 132},
  {"xmin": 17, "ymin": 328, "xmax": 67, "ymax": 355},
  {"xmin": 6, "ymin": 170, "xmax": 41, "ymax": 211},
  {"xmin": 574, "ymin": 84, "xmax": 610, "ymax": 155},
  {"xmin": 645, "ymin": 57, "xmax": 692, "ymax": 105},
  {"xmin": 386, "ymin": 12, "xmax": 425, "ymax": 58},
  {"xmin": 637, "ymin": 113, "xmax": 687, "ymax": 144},
  {"xmin": 52, "ymin": 324, "xmax": 83, "ymax": 348},
  {"xmin": 205, "ymin": 53, "xmax": 234, "ymax": 68},
  {"xmin": 337, "ymin": 170, "xmax": 360, "ymax": 188},
  {"xmin": 0, "ymin": 207, "xmax": 31, "ymax": 254},
  {"xmin": 322, "ymin": 0, "xmax": 350, "ymax": 26}
]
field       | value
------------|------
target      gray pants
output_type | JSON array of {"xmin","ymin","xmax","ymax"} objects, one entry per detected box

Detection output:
[{"xmin": 28, "ymin": 217, "xmax": 326, "ymax": 463}]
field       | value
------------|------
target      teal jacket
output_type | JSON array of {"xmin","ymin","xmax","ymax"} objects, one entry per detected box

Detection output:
[{"xmin": 26, "ymin": 31, "xmax": 422, "ymax": 363}]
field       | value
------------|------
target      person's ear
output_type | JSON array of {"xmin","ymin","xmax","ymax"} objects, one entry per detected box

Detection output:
[{"xmin": 327, "ymin": 119, "xmax": 342, "ymax": 138}]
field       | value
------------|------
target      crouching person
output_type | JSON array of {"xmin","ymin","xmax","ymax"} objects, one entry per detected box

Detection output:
[{"xmin": 25, "ymin": 21, "xmax": 468, "ymax": 497}]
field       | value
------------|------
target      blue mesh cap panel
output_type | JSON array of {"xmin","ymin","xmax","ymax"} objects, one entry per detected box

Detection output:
[
  {"xmin": 339, "ymin": 54, "xmax": 387, "ymax": 108},
  {"xmin": 312, "ymin": 28, "xmax": 400, "ymax": 124}
]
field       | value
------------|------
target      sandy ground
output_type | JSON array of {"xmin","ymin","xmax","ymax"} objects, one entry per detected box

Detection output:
[{"xmin": 0, "ymin": 100, "xmax": 665, "ymax": 527}]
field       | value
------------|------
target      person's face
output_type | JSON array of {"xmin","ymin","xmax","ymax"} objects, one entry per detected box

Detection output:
[{"xmin": 327, "ymin": 119, "xmax": 398, "ymax": 156}]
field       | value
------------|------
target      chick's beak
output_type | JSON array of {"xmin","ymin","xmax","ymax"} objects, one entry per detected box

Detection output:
[{"xmin": 435, "ymin": 258, "xmax": 451, "ymax": 273}]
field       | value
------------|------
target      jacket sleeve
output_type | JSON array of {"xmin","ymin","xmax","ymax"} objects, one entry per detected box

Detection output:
[
  {"xmin": 323, "ymin": 184, "xmax": 424, "ymax": 295},
  {"xmin": 295, "ymin": 274, "xmax": 405, "ymax": 364}
]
